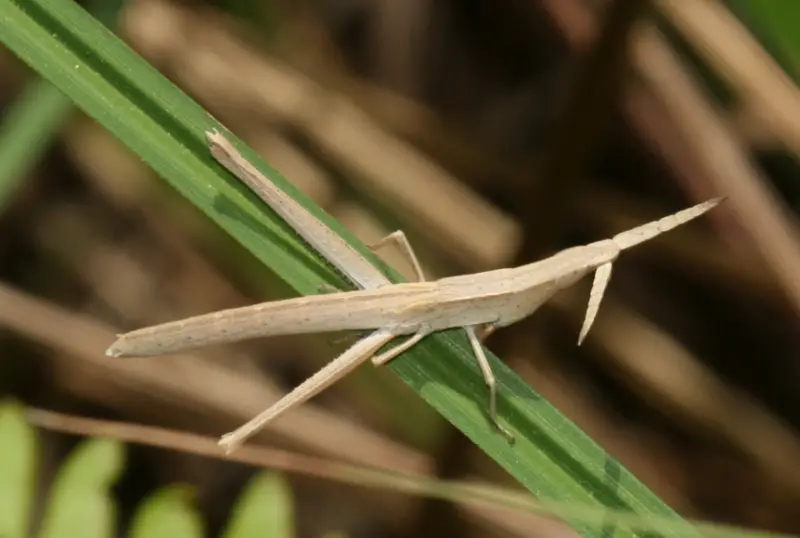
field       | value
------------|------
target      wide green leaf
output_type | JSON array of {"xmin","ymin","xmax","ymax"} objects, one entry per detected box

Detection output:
[
  {"xmin": 37, "ymin": 438, "xmax": 123, "ymax": 538},
  {"xmin": 128, "ymin": 485, "xmax": 204, "ymax": 538},
  {"xmin": 0, "ymin": 1, "xmax": 696, "ymax": 536},
  {"xmin": 222, "ymin": 472, "xmax": 295, "ymax": 538},
  {"xmin": 0, "ymin": 403, "xmax": 37, "ymax": 538}
]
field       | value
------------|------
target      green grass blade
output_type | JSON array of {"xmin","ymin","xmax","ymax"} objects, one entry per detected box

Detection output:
[
  {"xmin": 0, "ymin": 81, "xmax": 73, "ymax": 212},
  {"xmin": 0, "ymin": 0, "xmax": 123, "ymax": 213},
  {"xmin": 0, "ymin": 1, "xmax": 697, "ymax": 535}
]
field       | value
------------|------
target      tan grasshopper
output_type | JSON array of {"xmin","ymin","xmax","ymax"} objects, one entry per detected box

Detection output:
[{"xmin": 107, "ymin": 130, "xmax": 722, "ymax": 452}]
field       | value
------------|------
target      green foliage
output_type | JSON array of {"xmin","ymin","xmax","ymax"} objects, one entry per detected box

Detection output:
[
  {"xmin": 127, "ymin": 486, "xmax": 204, "ymax": 538},
  {"xmin": 222, "ymin": 473, "xmax": 295, "ymax": 538},
  {"xmin": 0, "ymin": 80, "xmax": 74, "ymax": 213},
  {"xmin": 0, "ymin": 403, "xmax": 297, "ymax": 538},
  {"xmin": 0, "ymin": 402, "xmax": 36, "ymax": 538},
  {"xmin": 37, "ymin": 437, "xmax": 123, "ymax": 538}
]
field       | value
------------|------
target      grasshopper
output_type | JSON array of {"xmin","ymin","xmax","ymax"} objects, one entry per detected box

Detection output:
[{"xmin": 107, "ymin": 130, "xmax": 722, "ymax": 452}]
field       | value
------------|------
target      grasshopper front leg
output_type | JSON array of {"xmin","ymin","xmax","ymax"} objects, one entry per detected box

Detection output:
[
  {"xmin": 578, "ymin": 261, "xmax": 613, "ymax": 345},
  {"xmin": 368, "ymin": 230, "xmax": 427, "ymax": 283}
]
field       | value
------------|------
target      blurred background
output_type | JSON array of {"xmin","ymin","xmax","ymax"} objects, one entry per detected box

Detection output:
[{"xmin": 1, "ymin": 0, "xmax": 800, "ymax": 536}]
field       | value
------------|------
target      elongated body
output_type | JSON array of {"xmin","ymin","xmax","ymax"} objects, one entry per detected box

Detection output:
[
  {"xmin": 107, "ymin": 240, "xmax": 618, "ymax": 357},
  {"xmin": 107, "ymin": 129, "xmax": 722, "ymax": 451}
]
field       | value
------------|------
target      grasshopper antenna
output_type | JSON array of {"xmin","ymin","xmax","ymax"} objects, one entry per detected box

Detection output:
[
  {"xmin": 579, "ymin": 197, "xmax": 724, "ymax": 345},
  {"xmin": 612, "ymin": 197, "xmax": 724, "ymax": 251}
]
